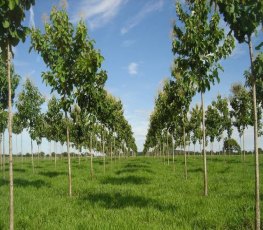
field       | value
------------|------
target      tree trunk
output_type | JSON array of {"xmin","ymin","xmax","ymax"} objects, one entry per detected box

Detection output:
[
  {"xmin": 31, "ymin": 138, "xmax": 34, "ymax": 173},
  {"xmin": 183, "ymin": 125, "xmax": 187, "ymax": 180},
  {"xmin": 7, "ymin": 42, "xmax": 14, "ymax": 230},
  {"xmin": 90, "ymin": 134, "xmax": 94, "ymax": 179},
  {"xmin": 3, "ymin": 130, "xmax": 5, "ymax": 179},
  {"xmin": 167, "ymin": 132, "xmax": 169, "ymax": 165},
  {"xmin": 37, "ymin": 144, "xmax": 40, "ymax": 166},
  {"xmin": 21, "ymin": 133, "xmax": 23, "ymax": 163},
  {"xmin": 243, "ymin": 131, "xmax": 245, "ymax": 161},
  {"xmin": 248, "ymin": 38, "xmax": 260, "ymax": 230},
  {"xmin": 172, "ymin": 136, "xmax": 175, "ymax": 164},
  {"xmin": 102, "ymin": 133, "xmax": 105, "ymax": 174},
  {"xmin": 0, "ymin": 133, "xmax": 2, "ymax": 171},
  {"xmin": 201, "ymin": 92, "xmax": 208, "ymax": 196},
  {"xmin": 55, "ymin": 141, "xmax": 57, "ymax": 168},
  {"xmin": 65, "ymin": 111, "xmax": 72, "ymax": 197}
]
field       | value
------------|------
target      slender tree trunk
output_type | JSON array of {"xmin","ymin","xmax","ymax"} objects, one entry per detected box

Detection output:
[
  {"xmin": 90, "ymin": 135, "xmax": 94, "ymax": 179},
  {"xmin": 172, "ymin": 136, "xmax": 175, "ymax": 164},
  {"xmin": 243, "ymin": 131, "xmax": 245, "ymax": 161},
  {"xmin": 3, "ymin": 130, "xmax": 5, "ymax": 179},
  {"xmin": 55, "ymin": 141, "xmax": 57, "ymax": 168},
  {"xmin": 183, "ymin": 125, "xmax": 187, "ymax": 180},
  {"xmin": 102, "ymin": 134, "xmax": 105, "ymax": 174},
  {"xmin": 248, "ymin": 38, "xmax": 260, "ymax": 230},
  {"xmin": 21, "ymin": 133, "xmax": 23, "ymax": 164},
  {"xmin": 110, "ymin": 140, "xmax": 112, "ymax": 169},
  {"xmin": 0, "ymin": 133, "xmax": 2, "ymax": 171},
  {"xmin": 78, "ymin": 146, "xmax": 80, "ymax": 166},
  {"xmin": 31, "ymin": 138, "xmax": 34, "ymax": 173},
  {"xmin": 167, "ymin": 132, "xmax": 169, "ymax": 165},
  {"xmin": 65, "ymin": 111, "xmax": 72, "ymax": 197},
  {"xmin": 201, "ymin": 92, "xmax": 208, "ymax": 196},
  {"xmin": 37, "ymin": 144, "xmax": 40, "ymax": 166},
  {"xmin": 7, "ymin": 42, "xmax": 14, "ymax": 230}
]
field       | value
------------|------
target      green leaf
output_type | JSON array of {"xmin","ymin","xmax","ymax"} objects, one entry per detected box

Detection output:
[{"xmin": 2, "ymin": 20, "xmax": 10, "ymax": 28}]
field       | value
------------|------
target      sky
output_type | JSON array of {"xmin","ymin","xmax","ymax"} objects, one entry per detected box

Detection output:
[{"xmin": 5, "ymin": 0, "xmax": 263, "ymax": 154}]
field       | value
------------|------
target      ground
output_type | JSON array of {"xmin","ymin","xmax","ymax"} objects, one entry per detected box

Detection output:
[{"xmin": 0, "ymin": 154, "xmax": 262, "ymax": 229}]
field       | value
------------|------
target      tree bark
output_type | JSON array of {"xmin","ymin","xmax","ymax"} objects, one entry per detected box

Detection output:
[
  {"xmin": 201, "ymin": 92, "xmax": 208, "ymax": 196},
  {"xmin": 243, "ymin": 131, "xmax": 245, "ymax": 161},
  {"xmin": 3, "ymin": 130, "xmax": 5, "ymax": 178},
  {"xmin": 65, "ymin": 111, "xmax": 72, "ymax": 197},
  {"xmin": 167, "ymin": 131, "xmax": 169, "ymax": 165},
  {"xmin": 183, "ymin": 125, "xmax": 187, "ymax": 180},
  {"xmin": 31, "ymin": 138, "xmax": 34, "ymax": 173},
  {"xmin": 102, "ymin": 133, "xmax": 105, "ymax": 174},
  {"xmin": 7, "ymin": 42, "xmax": 14, "ymax": 230},
  {"xmin": 90, "ymin": 134, "xmax": 93, "ymax": 179},
  {"xmin": 248, "ymin": 38, "xmax": 260, "ymax": 230},
  {"xmin": 0, "ymin": 133, "xmax": 2, "ymax": 171}
]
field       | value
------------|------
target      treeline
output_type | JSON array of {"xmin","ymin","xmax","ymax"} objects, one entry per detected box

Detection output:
[
  {"xmin": 0, "ymin": 2, "xmax": 137, "ymax": 229},
  {"xmin": 143, "ymin": 1, "xmax": 262, "ymax": 229}
]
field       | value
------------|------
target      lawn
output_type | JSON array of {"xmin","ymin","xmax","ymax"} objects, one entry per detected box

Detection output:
[{"xmin": 0, "ymin": 154, "xmax": 262, "ymax": 229}]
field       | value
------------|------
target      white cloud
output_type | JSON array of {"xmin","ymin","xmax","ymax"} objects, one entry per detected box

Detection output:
[
  {"xmin": 29, "ymin": 6, "xmax": 35, "ymax": 28},
  {"xmin": 72, "ymin": 0, "xmax": 125, "ymax": 29},
  {"xmin": 128, "ymin": 62, "xmax": 138, "ymax": 75},
  {"xmin": 121, "ymin": 0, "xmax": 164, "ymax": 35}
]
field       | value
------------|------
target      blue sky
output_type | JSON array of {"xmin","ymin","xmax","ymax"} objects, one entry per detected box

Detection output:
[{"xmin": 7, "ymin": 0, "xmax": 263, "ymax": 153}]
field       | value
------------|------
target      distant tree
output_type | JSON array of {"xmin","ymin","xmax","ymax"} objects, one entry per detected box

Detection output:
[
  {"xmin": 223, "ymin": 138, "xmax": 241, "ymax": 154},
  {"xmin": 230, "ymin": 83, "xmax": 252, "ymax": 160},
  {"xmin": 16, "ymin": 79, "xmax": 44, "ymax": 173}
]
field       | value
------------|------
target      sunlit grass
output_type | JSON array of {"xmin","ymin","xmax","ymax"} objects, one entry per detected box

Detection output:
[{"xmin": 0, "ymin": 154, "xmax": 262, "ymax": 229}]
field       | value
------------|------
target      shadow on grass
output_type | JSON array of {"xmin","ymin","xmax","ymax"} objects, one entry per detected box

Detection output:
[
  {"xmin": 39, "ymin": 171, "xmax": 66, "ymax": 178},
  {"xmin": 101, "ymin": 175, "xmax": 150, "ymax": 185},
  {"xmin": 80, "ymin": 192, "xmax": 177, "ymax": 212},
  {"xmin": 123, "ymin": 163, "xmax": 149, "ymax": 169},
  {"xmin": 13, "ymin": 168, "xmax": 26, "ymax": 173},
  {"xmin": 1, "ymin": 178, "xmax": 50, "ymax": 188},
  {"xmin": 188, "ymin": 167, "xmax": 203, "ymax": 173},
  {"xmin": 115, "ymin": 168, "xmax": 154, "ymax": 175},
  {"xmin": 217, "ymin": 166, "xmax": 231, "ymax": 174}
]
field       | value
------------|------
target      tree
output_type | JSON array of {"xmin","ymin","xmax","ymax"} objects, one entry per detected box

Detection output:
[
  {"xmin": 172, "ymin": 0, "xmax": 234, "ymax": 195},
  {"xmin": 45, "ymin": 96, "xmax": 63, "ymax": 168},
  {"xmin": 223, "ymin": 138, "xmax": 241, "ymax": 154},
  {"xmin": 205, "ymin": 104, "xmax": 221, "ymax": 154},
  {"xmin": 189, "ymin": 105, "xmax": 202, "ymax": 154},
  {"xmin": 31, "ymin": 9, "xmax": 107, "ymax": 196},
  {"xmin": 229, "ymin": 83, "xmax": 252, "ymax": 160},
  {"xmin": 214, "ymin": 1, "xmax": 263, "ymax": 227},
  {"xmin": 0, "ymin": 1, "xmax": 35, "ymax": 228},
  {"xmin": 0, "ymin": 57, "xmax": 20, "ymax": 171},
  {"xmin": 16, "ymin": 79, "xmax": 44, "ymax": 173}
]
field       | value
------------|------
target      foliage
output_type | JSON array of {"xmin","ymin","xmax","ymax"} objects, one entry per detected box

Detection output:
[{"xmin": 223, "ymin": 138, "xmax": 241, "ymax": 153}]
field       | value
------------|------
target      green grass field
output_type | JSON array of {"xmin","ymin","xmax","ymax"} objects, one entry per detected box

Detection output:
[{"xmin": 0, "ymin": 154, "xmax": 262, "ymax": 229}]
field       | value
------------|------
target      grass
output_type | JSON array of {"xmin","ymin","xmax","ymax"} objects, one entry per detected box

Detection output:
[{"xmin": 0, "ymin": 154, "xmax": 262, "ymax": 229}]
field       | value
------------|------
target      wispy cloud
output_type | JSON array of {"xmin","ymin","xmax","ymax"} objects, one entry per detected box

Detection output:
[
  {"xmin": 29, "ymin": 6, "xmax": 35, "ymax": 28},
  {"xmin": 121, "ymin": 0, "xmax": 164, "ymax": 35},
  {"xmin": 121, "ymin": 39, "xmax": 136, "ymax": 47},
  {"xmin": 72, "ymin": 0, "xmax": 125, "ymax": 29},
  {"xmin": 128, "ymin": 62, "xmax": 138, "ymax": 75}
]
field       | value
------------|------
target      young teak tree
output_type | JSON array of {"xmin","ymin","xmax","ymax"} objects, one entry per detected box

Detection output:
[
  {"xmin": 0, "ymin": 1, "xmax": 35, "ymax": 229},
  {"xmin": 31, "ymin": 9, "xmax": 107, "ymax": 196},
  {"xmin": 16, "ymin": 79, "xmax": 44, "ymax": 173},
  {"xmin": 172, "ymin": 0, "xmax": 234, "ymax": 196},
  {"xmin": 215, "ymin": 1, "xmax": 263, "ymax": 227}
]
